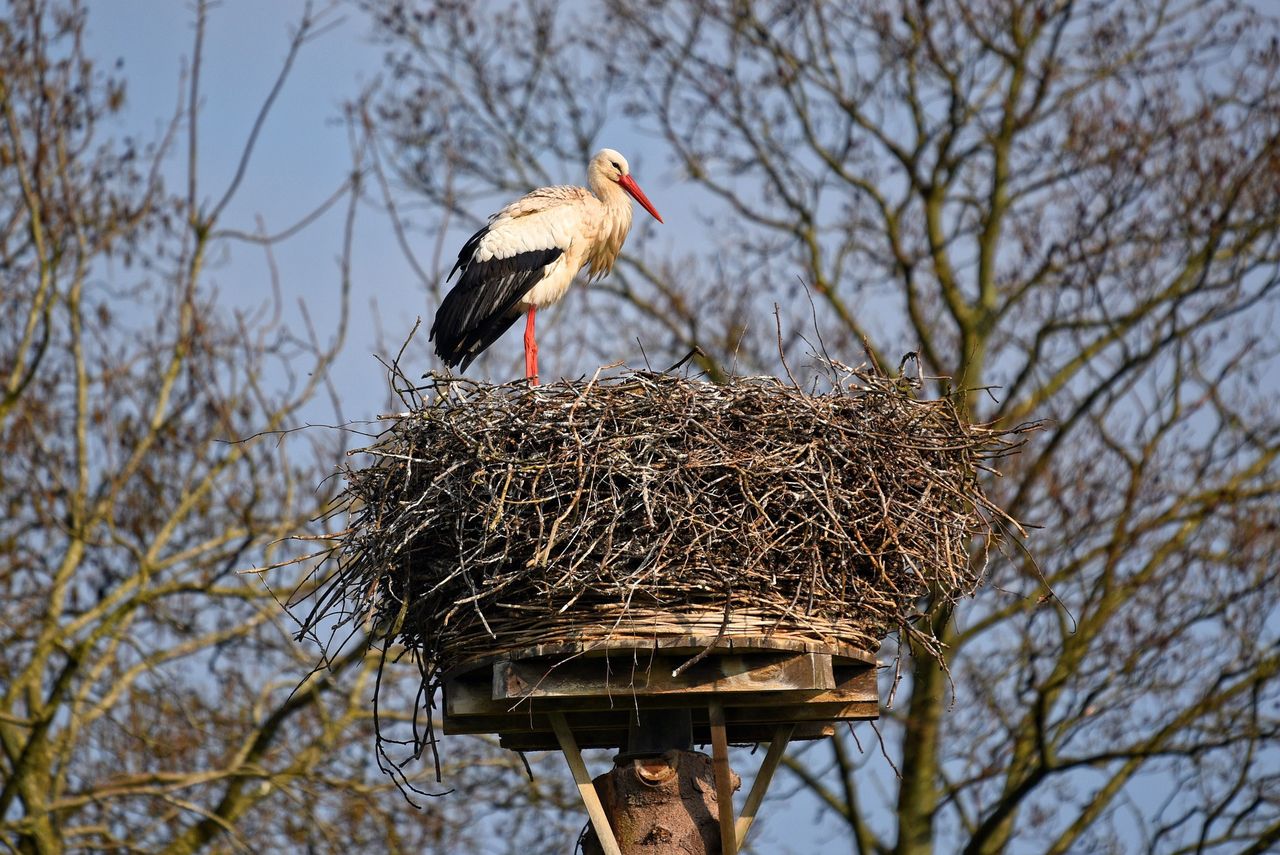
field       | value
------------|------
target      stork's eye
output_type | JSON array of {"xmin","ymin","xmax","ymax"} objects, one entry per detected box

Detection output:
[{"xmin": 610, "ymin": 161, "xmax": 621, "ymax": 171}]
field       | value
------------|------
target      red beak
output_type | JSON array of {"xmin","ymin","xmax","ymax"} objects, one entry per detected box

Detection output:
[{"xmin": 617, "ymin": 174, "xmax": 663, "ymax": 223}]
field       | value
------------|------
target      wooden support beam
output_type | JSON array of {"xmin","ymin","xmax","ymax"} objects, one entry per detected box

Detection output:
[
  {"xmin": 442, "ymin": 633, "xmax": 876, "ymax": 681},
  {"xmin": 735, "ymin": 723, "xmax": 795, "ymax": 849},
  {"xmin": 494, "ymin": 651, "xmax": 836, "ymax": 701},
  {"xmin": 708, "ymin": 699, "xmax": 737, "ymax": 855},
  {"xmin": 446, "ymin": 661, "xmax": 877, "ymax": 718},
  {"xmin": 549, "ymin": 712, "xmax": 621, "ymax": 855},
  {"xmin": 443, "ymin": 699, "xmax": 877, "ymax": 736},
  {"xmin": 498, "ymin": 721, "xmax": 835, "ymax": 753}
]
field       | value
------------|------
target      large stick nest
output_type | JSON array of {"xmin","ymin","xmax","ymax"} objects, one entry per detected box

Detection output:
[{"xmin": 298, "ymin": 358, "xmax": 1027, "ymax": 782}]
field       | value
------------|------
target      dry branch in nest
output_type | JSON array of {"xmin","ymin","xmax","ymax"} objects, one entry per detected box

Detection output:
[{"xmin": 295, "ymin": 358, "xmax": 1028, "ymax": 786}]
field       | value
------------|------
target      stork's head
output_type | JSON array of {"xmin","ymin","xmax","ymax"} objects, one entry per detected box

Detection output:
[{"xmin": 591, "ymin": 148, "xmax": 663, "ymax": 223}]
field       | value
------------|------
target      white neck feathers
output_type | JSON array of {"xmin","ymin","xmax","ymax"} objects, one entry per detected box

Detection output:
[{"xmin": 585, "ymin": 177, "xmax": 632, "ymax": 279}]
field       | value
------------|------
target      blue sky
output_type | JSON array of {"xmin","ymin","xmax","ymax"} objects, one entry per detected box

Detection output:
[
  {"xmin": 85, "ymin": 1, "xmax": 405, "ymax": 417},
  {"xmin": 80, "ymin": 4, "xmax": 848, "ymax": 851},
  {"xmin": 75, "ymin": 4, "xmax": 1280, "ymax": 853},
  {"xmin": 84, "ymin": 1, "xmax": 691, "ymax": 418}
]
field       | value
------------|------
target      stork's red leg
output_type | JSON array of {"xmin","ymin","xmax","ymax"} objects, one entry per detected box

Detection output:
[{"xmin": 523, "ymin": 307, "xmax": 539, "ymax": 385}]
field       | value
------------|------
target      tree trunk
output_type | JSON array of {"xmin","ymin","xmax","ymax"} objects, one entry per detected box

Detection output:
[{"xmin": 581, "ymin": 749, "xmax": 740, "ymax": 855}]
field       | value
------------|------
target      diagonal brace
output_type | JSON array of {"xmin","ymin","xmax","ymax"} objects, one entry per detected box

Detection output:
[
  {"xmin": 549, "ymin": 711, "xmax": 621, "ymax": 855},
  {"xmin": 736, "ymin": 723, "xmax": 796, "ymax": 849}
]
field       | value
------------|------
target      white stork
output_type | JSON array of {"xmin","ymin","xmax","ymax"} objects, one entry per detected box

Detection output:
[{"xmin": 430, "ymin": 148, "xmax": 663, "ymax": 383}]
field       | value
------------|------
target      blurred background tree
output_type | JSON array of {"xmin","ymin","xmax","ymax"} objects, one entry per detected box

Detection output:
[
  {"xmin": 4, "ymin": 0, "xmax": 1277, "ymax": 851},
  {"xmin": 0, "ymin": 1, "xmax": 579, "ymax": 851},
  {"xmin": 363, "ymin": 0, "xmax": 1280, "ymax": 852}
]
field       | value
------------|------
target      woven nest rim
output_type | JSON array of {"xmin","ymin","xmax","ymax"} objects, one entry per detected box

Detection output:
[{"xmin": 292, "ymin": 355, "xmax": 1032, "ymax": 794}]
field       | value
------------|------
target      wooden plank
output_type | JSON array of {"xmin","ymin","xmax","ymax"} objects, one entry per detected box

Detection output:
[
  {"xmin": 444, "ymin": 634, "xmax": 876, "ymax": 679},
  {"xmin": 499, "ymin": 721, "xmax": 836, "ymax": 752},
  {"xmin": 446, "ymin": 662, "xmax": 876, "ymax": 718},
  {"xmin": 735, "ymin": 724, "xmax": 795, "ymax": 849},
  {"xmin": 549, "ymin": 712, "xmax": 621, "ymax": 855},
  {"xmin": 494, "ymin": 651, "xmax": 836, "ymax": 701},
  {"xmin": 506, "ymin": 728, "xmax": 628, "ymax": 752},
  {"xmin": 708, "ymin": 699, "xmax": 738, "ymax": 855},
  {"xmin": 443, "ymin": 699, "xmax": 878, "ymax": 736}
]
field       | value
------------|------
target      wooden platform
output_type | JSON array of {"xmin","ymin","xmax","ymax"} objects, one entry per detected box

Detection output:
[{"xmin": 442, "ymin": 635, "xmax": 879, "ymax": 751}]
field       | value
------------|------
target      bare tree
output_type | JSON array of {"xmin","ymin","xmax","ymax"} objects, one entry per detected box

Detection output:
[
  {"xmin": 0, "ymin": 1, "xmax": 585, "ymax": 851},
  {"xmin": 366, "ymin": 0, "xmax": 1280, "ymax": 852}
]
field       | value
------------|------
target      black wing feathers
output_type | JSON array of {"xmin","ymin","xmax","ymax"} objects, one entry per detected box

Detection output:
[{"xmin": 430, "ymin": 223, "xmax": 562, "ymax": 371}]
